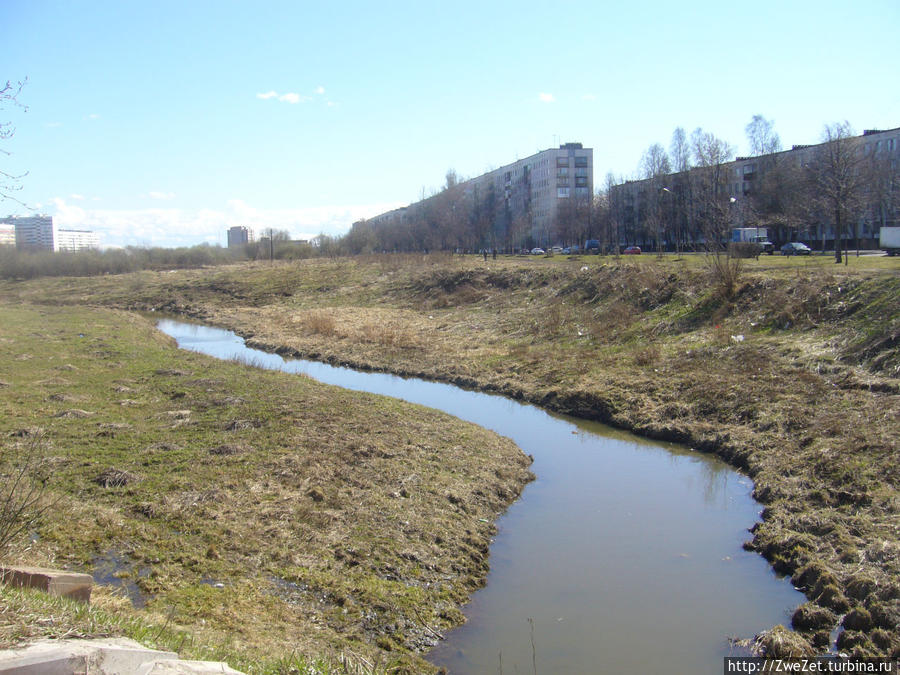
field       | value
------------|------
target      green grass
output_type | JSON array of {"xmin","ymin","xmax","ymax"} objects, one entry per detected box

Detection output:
[{"xmin": 0, "ymin": 303, "xmax": 533, "ymax": 673}]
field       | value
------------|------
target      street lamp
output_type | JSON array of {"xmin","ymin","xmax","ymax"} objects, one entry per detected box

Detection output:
[{"xmin": 659, "ymin": 187, "xmax": 673, "ymax": 257}]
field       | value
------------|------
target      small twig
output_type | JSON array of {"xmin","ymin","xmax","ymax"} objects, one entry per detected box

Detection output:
[{"xmin": 413, "ymin": 607, "xmax": 445, "ymax": 640}]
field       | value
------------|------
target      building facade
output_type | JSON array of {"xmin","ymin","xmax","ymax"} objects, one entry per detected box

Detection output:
[
  {"xmin": 227, "ymin": 226, "xmax": 253, "ymax": 248},
  {"xmin": 0, "ymin": 224, "xmax": 14, "ymax": 246},
  {"xmin": 2, "ymin": 215, "xmax": 56, "ymax": 251},
  {"xmin": 610, "ymin": 126, "xmax": 899, "ymax": 251},
  {"xmin": 366, "ymin": 143, "xmax": 593, "ymax": 250},
  {"xmin": 57, "ymin": 229, "xmax": 100, "ymax": 251}
]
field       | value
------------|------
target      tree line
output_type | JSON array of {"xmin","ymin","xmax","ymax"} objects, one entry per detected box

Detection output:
[{"xmin": 338, "ymin": 118, "xmax": 898, "ymax": 263}]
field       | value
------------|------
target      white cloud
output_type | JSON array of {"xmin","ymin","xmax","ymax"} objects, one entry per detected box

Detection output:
[
  {"xmin": 86, "ymin": 113, "xmax": 100, "ymax": 120},
  {"xmin": 70, "ymin": 194, "xmax": 85, "ymax": 200},
  {"xmin": 538, "ymin": 92, "xmax": 555, "ymax": 103},
  {"xmin": 148, "ymin": 191, "xmax": 175, "ymax": 200},
  {"xmin": 582, "ymin": 94, "xmax": 597, "ymax": 101},
  {"xmin": 47, "ymin": 198, "xmax": 405, "ymax": 249},
  {"xmin": 258, "ymin": 89, "xmax": 324, "ymax": 105}
]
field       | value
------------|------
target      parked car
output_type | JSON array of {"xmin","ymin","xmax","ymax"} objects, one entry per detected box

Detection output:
[
  {"xmin": 781, "ymin": 242, "xmax": 811, "ymax": 256},
  {"xmin": 584, "ymin": 239, "xmax": 600, "ymax": 254},
  {"xmin": 551, "ymin": 246, "xmax": 563, "ymax": 255},
  {"xmin": 623, "ymin": 246, "xmax": 642, "ymax": 255},
  {"xmin": 530, "ymin": 247, "xmax": 546, "ymax": 255}
]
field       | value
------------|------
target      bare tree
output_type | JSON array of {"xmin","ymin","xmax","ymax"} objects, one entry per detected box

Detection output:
[
  {"xmin": 745, "ymin": 114, "xmax": 782, "ymax": 157},
  {"xmin": 688, "ymin": 128, "xmax": 742, "ymax": 296},
  {"xmin": 639, "ymin": 143, "xmax": 672, "ymax": 179},
  {"xmin": 670, "ymin": 127, "xmax": 691, "ymax": 173},
  {"xmin": 806, "ymin": 122, "xmax": 868, "ymax": 264},
  {"xmin": 1, "ymin": 78, "xmax": 28, "ymax": 205},
  {"xmin": 604, "ymin": 172, "xmax": 621, "ymax": 257}
]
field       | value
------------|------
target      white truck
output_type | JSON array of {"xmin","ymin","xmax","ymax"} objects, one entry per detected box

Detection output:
[
  {"xmin": 731, "ymin": 227, "xmax": 774, "ymax": 254},
  {"xmin": 879, "ymin": 226, "xmax": 900, "ymax": 256}
]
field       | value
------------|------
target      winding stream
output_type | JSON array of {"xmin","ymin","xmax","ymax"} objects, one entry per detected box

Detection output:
[{"xmin": 157, "ymin": 318, "xmax": 804, "ymax": 674}]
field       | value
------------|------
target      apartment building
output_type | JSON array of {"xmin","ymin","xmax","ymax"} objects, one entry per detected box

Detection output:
[
  {"xmin": 0, "ymin": 224, "xmax": 14, "ymax": 246},
  {"xmin": 227, "ymin": 225, "xmax": 253, "ymax": 248},
  {"xmin": 2, "ymin": 215, "xmax": 56, "ymax": 251},
  {"xmin": 611, "ymin": 126, "xmax": 899, "ymax": 250},
  {"xmin": 1, "ymin": 215, "xmax": 101, "ymax": 252},
  {"xmin": 368, "ymin": 143, "xmax": 593, "ymax": 249},
  {"xmin": 57, "ymin": 228, "xmax": 100, "ymax": 251}
]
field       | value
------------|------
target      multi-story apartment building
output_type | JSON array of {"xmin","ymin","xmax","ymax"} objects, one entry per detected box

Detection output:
[
  {"xmin": 227, "ymin": 226, "xmax": 253, "ymax": 248},
  {"xmin": 2, "ymin": 215, "xmax": 56, "ymax": 251},
  {"xmin": 610, "ymin": 126, "xmax": 899, "ymax": 250},
  {"xmin": 1, "ymin": 216, "xmax": 100, "ymax": 252},
  {"xmin": 366, "ymin": 143, "xmax": 593, "ymax": 249},
  {"xmin": 57, "ymin": 228, "xmax": 100, "ymax": 251}
]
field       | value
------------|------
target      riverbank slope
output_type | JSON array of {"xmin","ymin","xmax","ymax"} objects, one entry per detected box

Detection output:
[
  {"xmin": 0, "ymin": 303, "xmax": 533, "ymax": 673},
  {"xmin": 2, "ymin": 253, "xmax": 898, "ymax": 657}
]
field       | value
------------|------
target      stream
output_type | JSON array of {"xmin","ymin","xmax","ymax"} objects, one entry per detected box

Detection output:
[{"xmin": 157, "ymin": 318, "xmax": 804, "ymax": 674}]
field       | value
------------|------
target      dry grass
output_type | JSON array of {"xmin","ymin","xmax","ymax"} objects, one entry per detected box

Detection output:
[
  {"xmin": 2, "ymin": 254, "xmax": 899, "ymax": 658},
  {"xmin": 0, "ymin": 304, "xmax": 534, "ymax": 673}
]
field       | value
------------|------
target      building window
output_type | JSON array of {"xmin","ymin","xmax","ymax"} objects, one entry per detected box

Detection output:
[
  {"xmin": 557, "ymin": 167, "xmax": 569, "ymax": 177},
  {"xmin": 575, "ymin": 176, "xmax": 588, "ymax": 187},
  {"xmin": 557, "ymin": 157, "xmax": 569, "ymax": 168},
  {"xmin": 575, "ymin": 167, "xmax": 587, "ymax": 177},
  {"xmin": 575, "ymin": 156, "xmax": 588, "ymax": 168},
  {"xmin": 557, "ymin": 187, "xmax": 570, "ymax": 198},
  {"xmin": 576, "ymin": 187, "xmax": 589, "ymax": 197}
]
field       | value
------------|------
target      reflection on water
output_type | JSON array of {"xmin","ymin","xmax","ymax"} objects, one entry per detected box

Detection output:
[{"xmin": 157, "ymin": 319, "xmax": 803, "ymax": 675}]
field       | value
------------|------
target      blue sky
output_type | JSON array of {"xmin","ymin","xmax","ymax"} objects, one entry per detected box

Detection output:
[{"xmin": 3, "ymin": 0, "xmax": 898, "ymax": 248}]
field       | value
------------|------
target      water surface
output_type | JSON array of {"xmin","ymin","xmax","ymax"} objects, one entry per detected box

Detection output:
[{"xmin": 157, "ymin": 319, "xmax": 803, "ymax": 674}]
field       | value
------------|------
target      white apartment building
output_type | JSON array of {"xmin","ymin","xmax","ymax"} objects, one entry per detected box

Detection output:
[
  {"xmin": 368, "ymin": 143, "xmax": 593, "ymax": 248},
  {"xmin": 0, "ymin": 224, "xmax": 14, "ymax": 246},
  {"xmin": 1, "ymin": 215, "xmax": 100, "ymax": 252},
  {"xmin": 57, "ymin": 228, "xmax": 100, "ymax": 251}
]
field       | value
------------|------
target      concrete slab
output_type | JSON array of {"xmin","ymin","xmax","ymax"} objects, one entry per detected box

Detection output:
[
  {"xmin": 0, "ymin": 566, "xmax": 92, "ymax": 603},
  {"xmin": 0, "ymin": 638, "xmax": 245, "ymax": 674}
]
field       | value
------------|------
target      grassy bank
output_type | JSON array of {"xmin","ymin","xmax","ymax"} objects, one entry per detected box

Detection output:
[
  {"xmin": 1, "ymin": 253, "xmax": 898, "ymax": 658},
  {"xmin": 0, "ymin": 304, "xmax": 533, "ymax": 672}
]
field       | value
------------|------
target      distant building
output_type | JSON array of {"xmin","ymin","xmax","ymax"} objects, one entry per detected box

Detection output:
[
  {"xmin": 2, "ymin": 215, "xmax": 56, "ymax": 251},
  {"xmin": 57, "ymin": 229, "xmax": 100, "ymax": 251},
  {"xmin": 227, "ymin": 226, "xmax": 253, "ymax": 248},
  {"xmin": 0, "ymin": 223, "xmax": 14, "ymax": 246},
  {"xmin": 366, "ymin": 142, "xmax": 594, "ymax": 249},
  {"xmin": 609, "ymin": 126, "xmax": 900, "ymax": 250}
]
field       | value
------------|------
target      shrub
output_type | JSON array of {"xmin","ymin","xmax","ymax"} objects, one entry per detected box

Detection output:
[{"xmin": 0, "ymin": 436, "xmax": 53, "ymax": 560}]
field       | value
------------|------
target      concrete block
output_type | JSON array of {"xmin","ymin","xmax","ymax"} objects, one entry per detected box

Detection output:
[
  {"xmin": 0, "ymin": 566, "xmax": 93, "ymax": 603},
  {"xmin": 0, "ymin": 638, "xmax": 246, "ymax": 674}
]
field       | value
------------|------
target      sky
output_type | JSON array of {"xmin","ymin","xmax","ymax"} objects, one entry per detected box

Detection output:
[{"xmin": 2, "ymin": 0, "xmax": 898, "ymax": 249}]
